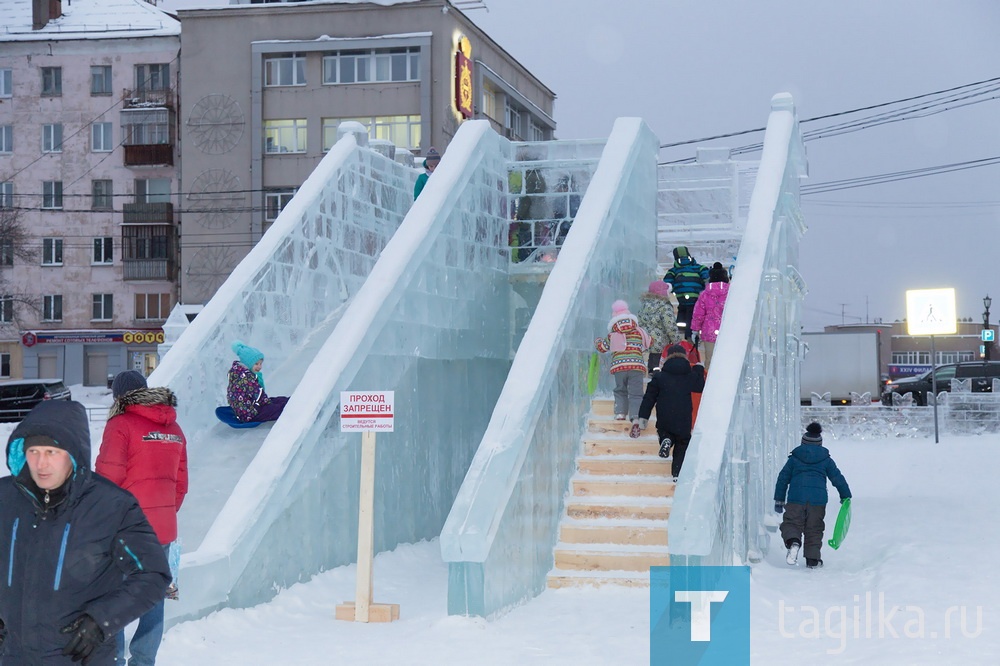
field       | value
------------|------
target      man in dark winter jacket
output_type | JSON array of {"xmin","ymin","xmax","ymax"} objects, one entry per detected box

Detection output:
[
  {"xmin": 662, "ymin": 246, "xmax": 709, "ymax": 340},
  {"xmin": 635, "ymin": 344, "xmax": 706, "ymax": 480},
  {"xmin": 97, "ymin": 370, "xmax": 188, "ymax": 665},
  {"xmin": 773, "ymin": 422, "xmax": 851, "ymax": 569},
  {"xmin": 0, "ymin": 400, "xmax": 170, "ymax": 664}
]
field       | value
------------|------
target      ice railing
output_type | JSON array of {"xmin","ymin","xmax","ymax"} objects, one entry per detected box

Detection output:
[
  {"xmin": 168, "ymin": 120, "xmax": 520, "ymax": 622},
  {"xmin": 669, "ymin": 94, "xmax": 808, "ymax": 565},
  {"xmin": 506, "ymin": 139, "xmax": 605, "ymax": 265},
  {"xmin": 441, "ymin": 118, "xmax": 659, "ymax": 617}
]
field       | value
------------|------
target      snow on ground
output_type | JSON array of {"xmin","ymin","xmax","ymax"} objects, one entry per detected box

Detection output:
[
  {"xmin": 3, "ymin": 397, "xmax": 996, "ymax": 664},
  {"xmin": 156, "ymin": 432, "xmax": 998, "ymax": 664}
]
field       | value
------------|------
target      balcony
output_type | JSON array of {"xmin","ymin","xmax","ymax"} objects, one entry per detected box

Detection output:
[
  {"xmin": 123, "ymin": 258, "xmax": 173, "ymax": 281},
  {"xmin": 123, "ymin": 202, "xmax": 174, "ymax": 225},
  {"xmin": 122, "ymin": 88, "xmax": 174, "ymax": 109},
  {"xmin": 123, "ymin": 144, "xmax": 174, "ymax": 167}
]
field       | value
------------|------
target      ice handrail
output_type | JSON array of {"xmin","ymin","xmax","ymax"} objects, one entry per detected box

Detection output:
[{"xmin": 669, "ymin": 93, "xmax": 808, "ymax": 563}]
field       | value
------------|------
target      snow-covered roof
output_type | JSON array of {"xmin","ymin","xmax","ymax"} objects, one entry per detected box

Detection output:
[
  {"xmin": 0, "ymin": 0, "xmax": 180, "ymax": 42},
  {"xmin": 175, "ymin": 0, "xmax": 421, "ymax": 12}
]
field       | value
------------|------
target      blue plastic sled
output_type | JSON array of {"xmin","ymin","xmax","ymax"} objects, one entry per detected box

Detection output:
[{"xmin": 215, "ymin": 406, "xmax": 262, "ymax": 429}]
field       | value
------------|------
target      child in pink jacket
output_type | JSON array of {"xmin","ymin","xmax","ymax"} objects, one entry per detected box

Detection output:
[
  {"xmin": 690, "ymin": 263, "xmax": 730, "ymax": 369},
  {"xmin": 595, "ymin": 300, "xmax": 651, "ymax": 421}
]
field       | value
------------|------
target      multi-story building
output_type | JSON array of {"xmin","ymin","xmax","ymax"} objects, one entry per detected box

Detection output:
[
  {"xmin": 0, "ymin": 0, "xmax": 180, "ymax": 384},
  {"xmin": 177, "ymin": 0, "xmax": 557, "ymax": 303}
]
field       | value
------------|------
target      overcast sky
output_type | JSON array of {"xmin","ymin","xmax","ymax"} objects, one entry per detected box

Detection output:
[{"xmin": 163, "ymin": 0, "xmax": 1000, "ymax": 331}]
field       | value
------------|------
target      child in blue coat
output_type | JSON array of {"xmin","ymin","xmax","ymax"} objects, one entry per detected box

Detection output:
[{"xmin": 773, "ymin": 422, "xmax": 851, "ymax": 568}]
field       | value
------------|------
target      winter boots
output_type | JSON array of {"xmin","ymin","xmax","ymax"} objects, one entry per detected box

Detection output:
[
  {"xmin": 658, "ymin": 437, "xmax": 672, "ymax": 459},
  {"xmin": 806, "ymin": 558, "xmax": 823, "ymax": 569},
  {"xmin": 785, "ymin": 540, "xmax": 800, "ymax": 565}
]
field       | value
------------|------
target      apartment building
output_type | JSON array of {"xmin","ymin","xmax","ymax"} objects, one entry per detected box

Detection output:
[
  {"xmin": 177, "ymin": 0, "xmax": 557, "ymax": 303},
  {"xmin": 0, "ymin": 0, "xmax": 180, "ymax": 384}
]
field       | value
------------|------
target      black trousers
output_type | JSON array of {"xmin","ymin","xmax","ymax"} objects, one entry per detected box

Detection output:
[
  {"xmin": 657, "ymin": 428, "xmax": 691, "ymax": 478},
  {"xmin": 676, "ymin": 301, "xmax": 696, "ymax": 339},
  {"xmin": 780, "ymin": 503, "xmax": 827, "ymax": 561}
]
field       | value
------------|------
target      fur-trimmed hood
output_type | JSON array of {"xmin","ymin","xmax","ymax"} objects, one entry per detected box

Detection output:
[{"xmin": 108, "ymin": 386, "xmax": 178, "ymax": 420}]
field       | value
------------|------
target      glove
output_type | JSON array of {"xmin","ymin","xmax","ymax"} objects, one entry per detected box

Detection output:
[
  {"xmin": 774, "ymin": 501, "xmax": 785, "ymax": 514},
  {"xmin": 61, "ymin": 614, "xmax": 104, "ymax": 664},
  {"xmin": 637, "ymin": 418, "xmax": 648, "ymax": 430}
]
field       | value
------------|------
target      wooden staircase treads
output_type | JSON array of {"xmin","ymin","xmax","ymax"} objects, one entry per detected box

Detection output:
[
  {"xmin": 554, "ymin": 548, "xmax": 670, "ymax": 572},
  {"xmin": 559, "ymin": 522, "xmax": 668, "ymax": 546},
  {"xmin": 572, "ymin": 477, "xmax": 675, "ymax": 498}
]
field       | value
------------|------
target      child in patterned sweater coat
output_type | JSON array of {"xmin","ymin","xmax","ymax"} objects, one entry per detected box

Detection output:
[{"xmin": 595, "ymin": 300, "xmax": 651, "ymax": 421}]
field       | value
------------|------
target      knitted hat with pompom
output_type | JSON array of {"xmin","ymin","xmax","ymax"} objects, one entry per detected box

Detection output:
[
  {"xmin": 611, "ymin": 300, "xmax": 630, "ymax": 315},
  {"xmin": 802, "ymin": 422, "xmax": 823, "ymax": 444},
  {"xmin": 232, "ymin": 340, "xmax": 264, "ymax": 369},
  {"xmin": 648, "ymin": 281, "xmax": 672, "ymax": 297}
]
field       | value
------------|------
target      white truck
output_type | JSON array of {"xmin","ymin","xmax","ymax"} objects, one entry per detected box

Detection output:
[{"xmin": 800, "ymin": 331, "xmax": 882, "ymax": 405}]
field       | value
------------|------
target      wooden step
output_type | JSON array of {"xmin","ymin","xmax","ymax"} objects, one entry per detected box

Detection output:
[
  {"xmin": 566, "ymin": 498, "xmax": 671, "ymax": 520},
  {"xmin": 590, "ymin": 399, "xmax": 619, "ymax": 417},
  {"xmin": 588, "ymin": 418, "xmax": 655, "ymax": 435},
  {"xmin": 584, "ymin": 438, "xmax": 664, "ymax": 457},
  {"xmin": 554, "ymin": 547, "xmax": 669, "ymax": 572},
  {"xmin": 577, "ymin": 456, "xmax": 670, "ymax": 476},
  {"xmin": 559, "ymin": 521, "xmax": 668, "ymax": 546},
  {"xmin": 572, "ymin": 476, "xmax": 675, "ymax": 498},
  {"xmin": 547, "ymin": 570, "xmax": 651, "ymax": 588}
]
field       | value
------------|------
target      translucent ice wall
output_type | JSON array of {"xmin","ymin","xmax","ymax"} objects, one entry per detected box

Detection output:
[
  {"xmin": 669, "ymin": 94, "xmax": 808, "ymax": 565},
  {"xmin": 441, "ymin": 118, "xmax": 660, "ymax": 617}
]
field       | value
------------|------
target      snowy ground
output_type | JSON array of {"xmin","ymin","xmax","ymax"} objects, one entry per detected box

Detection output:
[{"xmin": 3, "ymin": 396, "xmax": 996, "ymax": 664}]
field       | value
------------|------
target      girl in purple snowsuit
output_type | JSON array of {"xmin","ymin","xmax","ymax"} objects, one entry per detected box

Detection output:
[
  {"xmin": 227, "ymin": 340, "xmax": 289, "ymax": 423},
  {"xmin": 690, "ymin": 262, "xmax": 730, "ymax": 369}
]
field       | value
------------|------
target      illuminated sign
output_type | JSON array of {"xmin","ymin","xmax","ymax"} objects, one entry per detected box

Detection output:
[
  {"xmin": 454, "ymin": 36, "xmax": 473, "ymax": 119},
  {"xmin": 20, "ymin": 329, "xmax": 164, "ymax": 347},
  {"xmin": 905, "ymin": 288, "xmax": 957, "ymax": 336}
]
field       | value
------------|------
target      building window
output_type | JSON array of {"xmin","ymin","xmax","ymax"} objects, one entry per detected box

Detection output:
[
  {"xmin": 123, "ymin": 226, "xmax": 170, "ymax": 260},
  {"xmin": 264, "ymin": 119, "xmax": 307, "ymax": 154},
  {"xmin": 265, "ymin": 189, "xmax": 296, "ymax": 221},
  {"xmin": 322, "ymin": 47, "xmax": 420, "ymax": 84},
  {"xmin": 42, "ymin": 295, "xmax": 62, "ymax": 322},
  {"xmin": 0, "ymin": 125, "xmax": 11, "ymax": 153},
  {"xmin": 482, "ymin": 86, "xmax": 497, "ymax": 122},
  {"xmin": 0, "ymin": 69, "xmax": 11, "ymax": 98},
  {"xmin": 322, "ymin": 115, "xmax": 421, "ymax": 151},
  {"xmin": 505, "ymin": 100, "xmax": 522, "ymax": 140},
  {"xmin": 0, "ymin": 297, "xmax": 12, "ymax": 324},
  {"xmin": 92, "ymin": 294, "xmax": 113, "ymax": 321},
  {"xmin": 42, "ymin": 181, "xmax": 63, "ymax": 210},
  {"xmin": 91, "ymin": 65, "xmax": 112, "ymax": 95},
  {"xmin": 92, "ymin": 180, "xmax": 113, "ymax": 210},
  {"xmin": 135, "ymin": 64, "xmax": 170, "ymax": 92},
  {"xmin": 91, "ymin": 122, "xmax": 114, "ymax": 152},
  {"xmin": 42, "ymin": 238, "xmax": 63, "ymax": 266},
  {"xmin": 41, "ymin": 67, "xmax": 61, "ymax": 96},
  {"xmin": 134, "ymin": 178, "xmax": 170, "ymax": 203},
  {"xmin": 135, "ymin": 293, "xmax": 171, "ymax": 320},
  {"xmin": 0, "ymin": 352, "xmax": 9, "ymax": 377},
  {"xmin": 122, "ymin": 109, "xmax": 170, "ymax": 145},
  {"xmin": 0, "ymin": 182, "xmax": 11, "ymax": 209},
  {"xmin": 0, "ymin": 240, "xmax": 12, "ymax": 266},
  {"xmin": 93, "ymin": 237, "xmax": 113, "ymax": 264},
  {"xmin": 264, "ymin": 53, "xmax": 306, "ymax": 87},
  {"xmin": 529, "ymin": 118, "xmax": 546, "ymax": 142},
  {"xmin": 42, "ymin": 124, "xmax": 63, "ymax": 153}
]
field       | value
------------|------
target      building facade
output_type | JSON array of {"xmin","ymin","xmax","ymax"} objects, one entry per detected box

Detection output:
[
  {"xmin": 0, "ymin": 0, "xmax": 180, "ymax": 384},
  {"xmin": 177, "ymin": 0, "xmax": 557, "ymax": 303}
]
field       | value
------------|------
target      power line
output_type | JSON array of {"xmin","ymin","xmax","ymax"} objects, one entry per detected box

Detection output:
[{"xmin": 801, "ymin": 155, "xmax": 1000, "ymax": 195}]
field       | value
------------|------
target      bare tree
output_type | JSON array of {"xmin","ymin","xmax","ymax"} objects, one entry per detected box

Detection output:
[{"xmin": 0, "ymin": 206, "xmax": 40, "ymax": 327}]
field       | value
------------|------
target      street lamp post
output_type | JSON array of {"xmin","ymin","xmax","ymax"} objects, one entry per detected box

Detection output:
[{"xmin": 985, "ymin": 294, "xmax": 993, "ymax": 361}]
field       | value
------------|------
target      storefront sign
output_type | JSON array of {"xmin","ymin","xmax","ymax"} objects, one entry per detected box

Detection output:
[
  {"xmin": 454, "ymin": 36, "xmax": 473, "ymax": 119},
  {"xmin": 20, "ymin": 329, "xmax": 164, "ymax": 347}
]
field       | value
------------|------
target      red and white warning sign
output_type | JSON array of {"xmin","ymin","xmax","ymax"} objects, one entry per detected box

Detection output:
[{"xmin": 340, "ymin": 391, "xmax": 394, "ymax": 432}]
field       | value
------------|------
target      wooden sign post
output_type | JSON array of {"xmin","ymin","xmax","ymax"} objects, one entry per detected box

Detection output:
[{"xmin": 335, "ymin": 391, "xmax": 400, "ymax": 623}]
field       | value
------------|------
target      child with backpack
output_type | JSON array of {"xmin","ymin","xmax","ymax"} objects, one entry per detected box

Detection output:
[{"xmin": 773, "ymin": 422, "xmax": 852, "ymax": 568}]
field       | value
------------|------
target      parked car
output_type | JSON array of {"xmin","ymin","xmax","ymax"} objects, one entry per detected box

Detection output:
[
  {"xmin": 0, "ymin": 379, "xmax": 72, "ymax": 422},
  {"xmin": 881, "ymin": 361, "xmax": 1000, "ymax": 405}
]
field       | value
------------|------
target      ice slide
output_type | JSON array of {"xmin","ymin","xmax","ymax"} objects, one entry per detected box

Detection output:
[{"xmin": 162, "ymin": 120, "xmax": 594, "ymax": 622}]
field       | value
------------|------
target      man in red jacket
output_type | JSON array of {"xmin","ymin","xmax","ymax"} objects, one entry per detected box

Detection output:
[{"xmin": 96, "ymin": 370, "xmax": 188, "ymax": 666}]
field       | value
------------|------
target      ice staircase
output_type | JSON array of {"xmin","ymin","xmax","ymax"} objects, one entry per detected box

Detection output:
[{"xmin": 547, "ymin": 397, "xmax": 672, "ymax": 588}]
